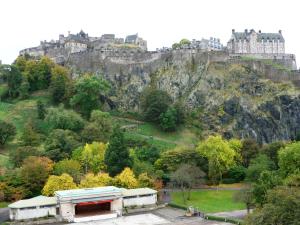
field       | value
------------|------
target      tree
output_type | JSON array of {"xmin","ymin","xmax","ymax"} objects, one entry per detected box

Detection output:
[
  {"xmin": 245, "ymin": 187, "xmax": 300, "ymax": 225},
  {"xmin": 37, "ymin": 100, "xmax": 46, "ymax": 120},
  {"xmin": 170, "ymin": 164, "xmax": 206, "ymax": 204},
  {"xmin": 278, "ymin": 141, "xmax": 300, "ymax": 177},
  {"xmin": 24, "ymin": 57, "xmax": 55, "ymax": 91},
  {"xmin": 261, "ymin": 141, "xmax": 285, "ymax": 169},
  {"xmin": 196, "ymin": 135, "xmax": 241, "ymax": 184},
  {"xmin": 9, "ymin": 146, "xmax": 40, "ymax": 167},
  {"xmin": 0, "ymin": 120, "xmax": 16, "ymax": 145},
  {"xmin": 246, "ymin": 154, "xmax": 275, "ymax": 182},
  {"xmin": 81, "ymin": 110, "xmax": 113, "ymax": 143},
  {"xmin": 21, "ymin": 156, "xmax": 53, "ymax": 196},
  {"xmin": 114, "ymin": 167, "xmax": 138, "ymax": 188},
  {"xmin": 234, "ymin": 189, "xmax": 254, "ymax": 214},
  {"xmin": 53, "ymin": 159, "xmax": 82, "ymax": 183},
  {"xmin": 79, "ymin": 173, "xmax": 112, "ymax": 188},
  {"xmin": 140, "ymin": 88, "xmax": 172, "ymax": 123},
  {"xmin": 155, "ymin": 147, "xmax": 207, "ymax": 173},
  {"xmin": 70, "ymin": 74, "xmax": 110, "ymax": 118},
  {"xmin": 240, "ymin": 138, "xmax": 260, "ymax": 167},
  {"xmin": 104, "ymin": 127, "xmax": 132, "ymax": 176},
  {"xmin": 135, "ymin": 145, "xmax": 160, "ymax": 164},
  {"xmin": 138, "ymin": 173, "xmax": 155, "ymax": 188},
  {"xmin": 45, "ymin": 107, "xmax": 84, "ymax": 132},
  {"xmin": 179, "ymin": 38, "xmax": 191, "ymax": 46},
  {"xmin": 50, "ymin": 65, "xmax": 71, "ymax": 103},
  {"xmin": 251, "ymin": 171, "xmax": 281, "ymax": 206},
  {"xmin": 44, "ymin": 129, "xmax": 81, "ymax": 161},
  {"xmin": 42, "ymin": 173, "xmax": 77, "ymax": 196},
  {"xmin": 159, "ymin": 107, "xmax": 178, "ymax": 131},
  {"xmin": 21, "ymin": 119, "xmax": 40, "ymax": 146},
  {"xmin": 19, "ymin": 79, "xmax": 30, "ymax": 99},
  {"xmin": 80, "ymin": 142, "xmax": 107, "ymax": 174},
  {"xmin": 3, "ymin": 65, "xmax": 23, "ymax": 98}
]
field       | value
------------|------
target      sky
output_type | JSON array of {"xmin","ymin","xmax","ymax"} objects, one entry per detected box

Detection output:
[{"xmin": 0, "ymin": 0, "xmax": 299, "ymax": 65}]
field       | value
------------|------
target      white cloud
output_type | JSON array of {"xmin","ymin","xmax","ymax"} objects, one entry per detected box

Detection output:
[{"xmin": 0, "ymin": 0, "xmax": 298, "ymax": 66}]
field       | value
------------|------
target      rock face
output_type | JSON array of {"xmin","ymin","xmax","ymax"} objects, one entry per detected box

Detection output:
[{"xmin": 66, "ymin": 50, "xmax": 300, "ymax": 143}]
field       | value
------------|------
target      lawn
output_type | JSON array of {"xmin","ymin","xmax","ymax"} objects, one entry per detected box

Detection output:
[
  {"xmin": 0, "ymin": 202, "xmax": 9, "ymax": 208},
  {"xmin": 171, "ymin": 189, "xmax": 245, "ymax": 213}
]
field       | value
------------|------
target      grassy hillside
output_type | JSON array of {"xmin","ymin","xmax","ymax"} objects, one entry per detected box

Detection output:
[{"xmin": 0, "ymin": 90, "xmax": 51, "ymax": 168}]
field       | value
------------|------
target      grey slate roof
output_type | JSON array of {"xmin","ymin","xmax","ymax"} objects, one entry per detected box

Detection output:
[
  {"xmin": 232, "ymin": 30, "xmax": 284, "ymax": 42},
  {"xmin": 125, "ymin": 34, "xmax": 138, "ymax": 43},
  {"xmin": 9, "ymin": 196, "xmax": 57, "ymax": 209}
]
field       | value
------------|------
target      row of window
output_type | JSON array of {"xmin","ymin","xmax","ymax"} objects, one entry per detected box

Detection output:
[{"xmin": 123, "ymin": 194, "xmax": 154, "ymax": 199}]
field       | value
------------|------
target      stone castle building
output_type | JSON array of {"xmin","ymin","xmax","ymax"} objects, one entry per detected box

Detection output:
[
  {"xmin": 227, "ymin": 29, "xmax": 285, "ymax": 54},
  {"xmin": 20, "ymin": 30, "xmax": 147, "ymax": 57}
]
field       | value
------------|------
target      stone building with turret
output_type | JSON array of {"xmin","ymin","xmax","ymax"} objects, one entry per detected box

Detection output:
[{"xmin": 227, "ymin": 29, "xmax": 285, "ymax": 54}]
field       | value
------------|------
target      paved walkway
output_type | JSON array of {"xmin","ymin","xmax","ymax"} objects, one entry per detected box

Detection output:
[
  {"xmin": 209, "ymin": 209, "xmax": 250, "ymax": 219},
  {"xmin": 0, "ymin": 208, "xmax": 9, "ymax": 223}
]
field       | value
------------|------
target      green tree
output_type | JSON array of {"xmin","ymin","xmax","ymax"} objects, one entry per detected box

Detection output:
[
  {"xmin": 104, "ymin": 127, "xmax": 132, "ymax": 176},
  {"xmin": 44, "ymin": 129, "xmax": 81, "ymax": 161},
  {"xmin": 9, "ymin": 146, "xmax": 40, "ymax": 167},
  {"xmin": 159, "ymin": 107, "xmax": 178, "ymax": 131},
  {"xmin": 0, "ymin": 120, "xmax": 16, "ymax": 145},
  {"xmin": 245, "ymin": 187, "xmax": 300, "ymax": 225},
  {"xmin": 196, "ymin": 135, "xmax": 241, "ymax": 185},
  {"xmin": 138, "ymin": 173, "xmax": 155, "ymax": 188},
  {"xmin": 37, "ymin": 100, "xmax": 46, "ymax": 120},
  {"xmin": 81, "ymin": 110, "xmax": 113, "ymax": 143},
  {"xmin": 155, "ymin": 147, "xmax": 207, "ymax": 173},
  {"xmin": 21, "ymin": 119, "xmax": 40, "ymax": 146},
  {"xmin": 240, "ymin": 138, "xmax": 260, "ymax": 167},
  {"xmin": 42, "ymin": 173, "xmax": 77, "ymax": 196},
  {"xmin": 21, "ymin": 156, "xmax": 53, "ymax": 196},
  {"xmin": 278, "ymin": 141, "xmax": 300, "ymax": 177},
  {"xmin": 261, "ymin": 141, "xmax": 285, "ymax": 169},
  {"xmin": 19, "ymin": 79, "xmax": 30, "ymax": 99},
  {"xmin": 50, "ymin": 65, "xmax": 71, "ymax": 103},
  {"xmin": 24, "ymin": 57, "xmax": 55, "ymax": 91},
  {"xmin": 45, "ymin": 106, "xmax": 84, "ymax": 132},
  {"xmin": 70, "ymin": 74, "xmax": 110, "ymax": 118},
  {"xmin": 251, "ymin": 171, "xmax": 282, "ymax": 206},
  {"xmin": 179, "ymin": 38, "xmax": 191, "ymax": 46},
  {"xmin": 135, "ymin": 145, "xmax": 160, "ymax": 164},
  {"xmin": 3, "ymin": 65, "xmax": 23, "ymax": 98},
  {"xmin": 140, "ymin": 88, "xmax": 172, "ymax": 123},
  {"xmin": 246, "ymin": 154, "xmax": 275, "ymax": 182},
  {"xmin": 53, "ymin": 159, "xmax": 82, "ymax": 183}
]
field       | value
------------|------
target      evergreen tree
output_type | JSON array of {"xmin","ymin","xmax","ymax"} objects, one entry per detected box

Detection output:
[
  {"xmin": 37, "ymin": 100, "xmax": 46, "ymax": 120},
  {"xmin": 104, "ymin": 127, "xmax": 132, "ymax": 176}
]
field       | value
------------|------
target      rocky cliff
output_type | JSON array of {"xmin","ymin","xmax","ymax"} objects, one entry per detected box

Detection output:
[{"xmin": 66, "ymin": 50, "xmax": 300, "ymax": 143}]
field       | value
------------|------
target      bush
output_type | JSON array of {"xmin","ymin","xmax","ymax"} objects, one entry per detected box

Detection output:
[{"xmin": 45, "ymin": 107, "xmax": 84, "ymax": 132}]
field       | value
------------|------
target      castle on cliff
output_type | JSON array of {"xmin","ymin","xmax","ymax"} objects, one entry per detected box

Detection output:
[{"xmin": 19, "ymin": 29, "xmax": 296, "ymax": 69}]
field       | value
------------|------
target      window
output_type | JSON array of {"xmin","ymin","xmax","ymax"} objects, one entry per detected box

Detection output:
[
  {"xmin": 139, "ymin": 194, "xmax": 153, "ymax": 197},
  {"xmin": 124, "ymin": 196, "xmax": 138, "ymax": 199},
  {"xmin": 20, "ymin": 207, "xmax": 36, "ymax": 210}
]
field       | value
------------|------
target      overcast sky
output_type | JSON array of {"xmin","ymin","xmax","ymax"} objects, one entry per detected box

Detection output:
[{"xmin": 0, "ymin": 0, "xmax": 299, "ymax": 65}]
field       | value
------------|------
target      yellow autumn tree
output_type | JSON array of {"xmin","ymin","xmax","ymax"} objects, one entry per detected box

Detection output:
[
  {"xmin": 79, "ymin": 173, "xmax": 112, "ymax": 188},
  {"xmin": 138, "ymin": 173, "xmax": 155, "ymax": 188},
  {"xmin": 114, "ymin": 167, "xmax": 138, "ymax": 188},
  {"xmin": 81, "ymin": 142, "xmax": 107, "ymax": 174},
  {"xmin": 42, "ymin": 173, "xmax": 77, "ymax": 196}
]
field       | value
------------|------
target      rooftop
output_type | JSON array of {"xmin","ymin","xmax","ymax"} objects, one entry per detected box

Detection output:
[
  {"xmin": 122, "ymin": 188, "xmax": 157, "ymax": 197},
  {"xmin": 9, "ymin": 196, "xmax": 57, "ymax": 209},
  {"xmin": 55, "ymin": 186, "xmax": 122, "ymax": 199}
]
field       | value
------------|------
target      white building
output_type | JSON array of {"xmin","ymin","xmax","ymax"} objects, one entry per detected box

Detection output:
[
  {"xmin": 9, "ymin": 196, "xmax": 57, "ymax": 221},
  {"xmin": 8, "ymin": 186, "xmax": 158, "ymax": 223},
  {"xmin": 227, "ymin": 29, "xmax": 285, "ymax": 54}
]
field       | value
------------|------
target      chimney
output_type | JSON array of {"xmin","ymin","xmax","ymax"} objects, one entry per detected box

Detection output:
[
  {"xmin": 68, "ymin": 31, "xmax": 71, "ymax": 36},
  {"xmin": 232, "ymin": 29, "xmax": 235, "ymax": 34},
  {"xmin": 259, "ymin": 30, "xmax": 261, "ymax": 33},
  {"xmin": 279, "ymin": 30, "xmax": 282, "ymax": 34},
  {"xmin": 245, "ymin": 29, "xmax": 248, "ymax": 33}
]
